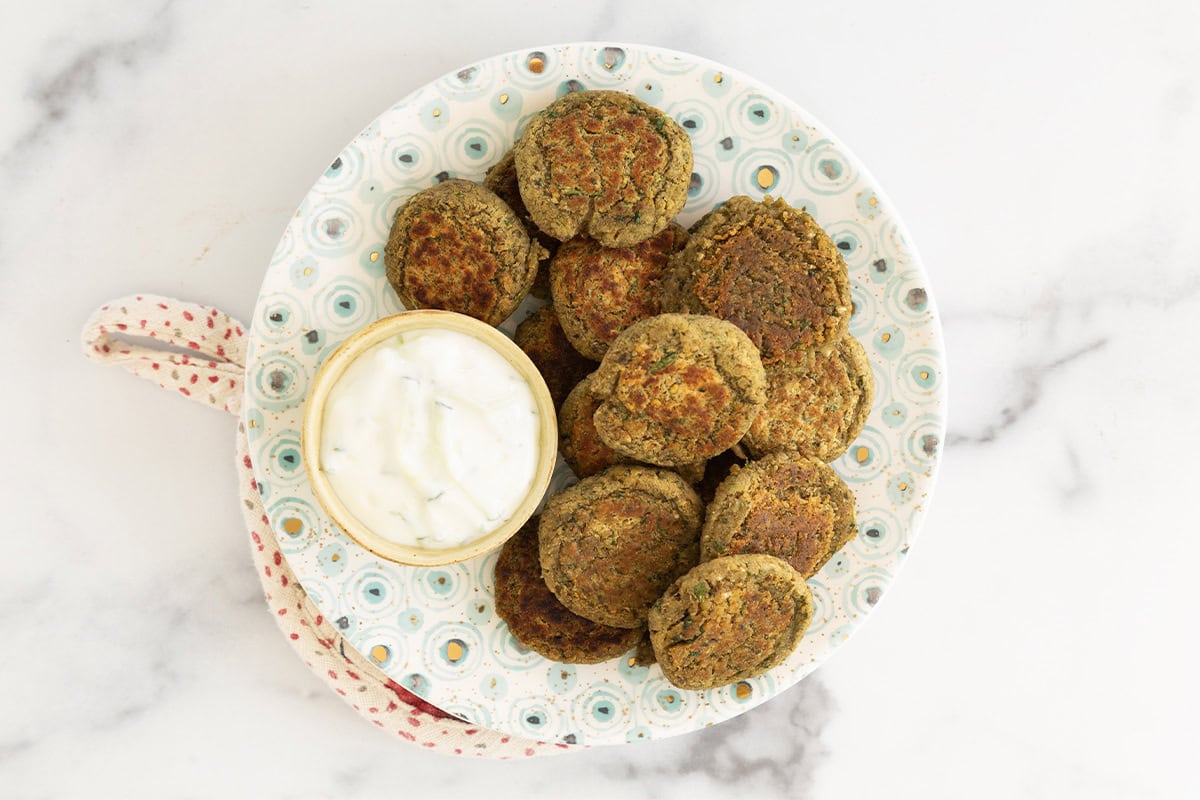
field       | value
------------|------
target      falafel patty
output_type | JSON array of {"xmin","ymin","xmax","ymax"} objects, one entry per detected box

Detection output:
[
  {"xmin": 743, "ymin": 334, "xmax": 875, "ymax": 461},
  {"xmin": 558, "ymin": 373, "xmax": 630, "ymax": 478},
  {"xmin": 665, "ymin": 196, "xmax": 851, "ymax": 362},
  {"xmin": 591, "ymin": 313, "xmax": 766, "ymax": 467},
  {"xmin": 384, "ymin": 179, "xmax": 545, "ymax": 326},
  {"xmin": 483, "ymin": 147, "xmax": 557, "ymax": 299},
  {"xmin": 538, "ymin": 465, "xmax": 703, "ymax": 628},
  {"xmin": 494, "ymin": 517, "xmax": 642, "ymax": 664},
  {"xmin": 514, "ymin": 90, "xmax": 692, "ymax": 247},
  {"xmin": 513, "ymin": 305, "xmax": 596, "ymax": 410},
  {"xmin": 550, "ymin": 223, "xmax": 689, "ymax": 360},
  {"xmin": 560, "ymin": 374, "xmax": 707, "ymax": 483},
  {"xmin": 701, "ymin": 452, "xmax": 856, "ymax": 578},
  {"xmin": 648, "ymin": 554, "xmax": 813, "ymax": 690}
]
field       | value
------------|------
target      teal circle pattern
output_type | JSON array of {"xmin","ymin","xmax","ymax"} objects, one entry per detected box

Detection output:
[
  {"xmin": 731, "ymin": 90, "xmax": 786, "ymax": 138},
  {"xmin": 250, "ymin": 354, "xmax": 307, "ymax": 412},
  {"xmin": 825, "ymin": 219, "xmax": 875, "ymax": 271},
  {"xmin": 667, "ymin": 99, "xmax": 718, "ymax": 148},
  {"xmin": 446, "ymin": 121, "xmax": 508, "ymax": 174},
  {"xmin": 434, "ymin": 61, "xmax": 497, "ymax": 100},
  {"xmin": 355, "ymin": 626, "xmax": 407, "ymax": 673},
  {"xmin": 318, "ymin": 543, "xmax": 348, "ymax": 578},
  {"xmin": 490, "ymin": 88, "xmax": 523, "ymax": 121},
  {"xmin": 881, "ymin": 401, "xmax": 909, "ymax": 429},
  {"xmin": 265, "ymin": 498, "xmax": 319, "ymax": 555},
  {"xmin": 312, "ymin": 277, "xmax": 375, "ymax": 334},
  {"xmin": 896, "ymin": 349, "xmax": 944, "ymax": 403},
  {"xmin": 852, "ymin": 507, "xmax": 905, "ymax": 562},
  {"xmin": 570, "ymin": 683, "xmax": 633, "ymax": 738},
  {"xmin": 346, "ymin": 567, "xmax": 405, "ymax": 619},
  {"xmin": 422, "ymin": 622, "xmax": 484, "ymax": 681},
  {"xmin": 844, "ymin": 567, "xmax": 894, "ymax": 617},
  {"xmin": 548, "ymin": 664, "xmax": 578, "ymax": 694},
  {"xmin": 834, "ymin": 424, "xmax": 891, "ymax": 483},
  {"xmin": 801, "ymin": 138, "xmax": 858, "ymax": 196},
  {"xmin": 302, "ymin": 198, "xmax": 363, "ymax": 256},
  {"xmin": 397, "ymin": 607, "xmax": 425, "ymax": 634},
  {"xmin": 616, "ymin": 654, "xmax": 652, "ymax": 685},
  {"xmin": 262, "ymin": 430, "xmax": 305, "ymax": 485},
  {"xmin": 732, "ymin": 148, "xmax": 793, "ymax": 198},
  {"xmin": 639, "ymin": 677, "xmax": 693, "ymax": 728},
  {"xmin": 410, "ymin": 564, "xmax": 471, "ymax": 609},
  {"xmin": 903, "ymin": 414, "xmax": 943, "ymax": 471},
  {"xmin": 256, "ymin": 292, "xmax": 309, "ymax": 345},
  {"xmin": 508, "ymin": 696, "xmax": 559, "ymax": 739},
  {"xmin": 316, "ymin": 145, "xmax": 365, "ymax": 194},
  {"xmin": 245, "ymin": 43, "xmax": 946, "ymax": 746},
  {"xmin": 503, "ymin": 49, "xmax": 562, "ymax": 90},
  {"xmin": 886, "ymin": 269, "xmax": 934, "ymax": 327},
  {"xmin": 380, "ymin": 132, "xmax": 437, "ymax": 185}
]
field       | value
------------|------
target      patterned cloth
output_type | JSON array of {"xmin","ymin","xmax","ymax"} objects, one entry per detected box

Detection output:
[{"xmin": 82, "ymin": 295, "xmax": 571, "ymax": 758}]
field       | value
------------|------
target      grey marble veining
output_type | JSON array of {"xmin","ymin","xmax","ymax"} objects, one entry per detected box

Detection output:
[
  {"xmin": 2, "ymin": 0, "xmax": 1199, "ymax": 797},
  {"xmin": 2, "ymin": 1, "xmax": 175, "ymax": 175}
]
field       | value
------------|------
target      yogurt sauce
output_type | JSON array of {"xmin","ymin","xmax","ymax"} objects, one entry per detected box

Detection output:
[{"xmin": 320, "ymin": 328, "xmax": 540, "ymax": 549}]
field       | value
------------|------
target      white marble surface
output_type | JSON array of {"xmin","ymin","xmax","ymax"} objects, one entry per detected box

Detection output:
[{"xmin": 2, "ymin": 1, "xmax": 1198, "ymax": 796}]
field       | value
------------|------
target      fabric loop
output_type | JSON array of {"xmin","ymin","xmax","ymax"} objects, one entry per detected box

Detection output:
[{"xmin": 81, "ymin": 294, "xmax": 248, "ymax": 414}]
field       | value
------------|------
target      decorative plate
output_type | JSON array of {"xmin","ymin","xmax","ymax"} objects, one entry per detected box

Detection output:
[{"xmin": 245, "ymin": 42, "xmax": 946, "ymax": 746}]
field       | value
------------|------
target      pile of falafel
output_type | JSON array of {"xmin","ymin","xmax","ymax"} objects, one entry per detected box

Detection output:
[{"xmin": 383, "ymin": 90, "xmax": 874, "ymax": 692}]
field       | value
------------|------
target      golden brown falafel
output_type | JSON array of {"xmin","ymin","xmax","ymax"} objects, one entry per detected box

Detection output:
[
  {"xmin": 665, "ymin": 196, "xmax": 851, "ymax": 362},
  {"xmin": 494, "ymin": 517, "xmax": 643, "ymax": 664},
  {"xmin": 514, "ymin": 90, "xmax": 692, "ymax": 247},
  {"xmin": 701, "ymin": 452, "xmax": 857, "ymax": 578},
  {"xmin": 560, "ymin": 373, "xmax": 708, "ymax": 483},
  {"xmin": 384, "ymin": 179, "xmax": 546, "ymax": 325},
  {"xmin": 558, "ymin": 373, "xmax": 630, "ymax": 478},
  {"xmin": 513, "ymin": 305, "xmax": 596, "ymax": 410},
  {"xmin": 590, "ymin": 313, "xmax": 766, "ymax": 467},
  {"xmin": 648, "ymin": 554, "xmax": 813, "ymax": 690},
  {"xmin": 743, "ymin": 334, "xmax": 874, "ymax": 462},
  {"xmin": 538, "ymin": 465, "xmax": 703, "ymax": 629},
  {"xmin": 550, "ymin": 224, "xmax": 689, "ymax": 361}
]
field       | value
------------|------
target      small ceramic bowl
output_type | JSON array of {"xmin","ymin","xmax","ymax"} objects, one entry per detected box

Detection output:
[{"xmin": 301, "ymin": 310, "xmax": 557, "ymax": 567}]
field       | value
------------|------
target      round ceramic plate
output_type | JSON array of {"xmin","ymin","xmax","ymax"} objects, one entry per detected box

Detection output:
[{"xmin": 245, "ymin": 42, "xmax": 946, "ymax": 747}]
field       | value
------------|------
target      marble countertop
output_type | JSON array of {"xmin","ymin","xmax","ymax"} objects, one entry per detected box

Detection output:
[{"xmin": 3, "ymin": 1, "xmax": 1198, "ymax": 797}]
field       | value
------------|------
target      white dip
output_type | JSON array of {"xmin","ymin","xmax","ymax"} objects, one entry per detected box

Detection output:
[{"xmin": 320, "ymin": 328, "xmax": 539, "ymax": 549}]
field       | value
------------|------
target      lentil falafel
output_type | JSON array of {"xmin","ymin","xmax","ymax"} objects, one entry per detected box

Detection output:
[
  {"xmin": 494, "ymin": 517, "xmax": 642, "ymax": 664},
  {"xmin": 665, "ymin": 196, "xmax": 851, "ymax": 362},
  {"xmin": 384, "ymin": 179, "xmax": 546, "ymax": 325},
  {"xmin": 538, "ymin": 465, "xmax": 703, "ymax": 629},
  {"xmin": 590, "ymin": 313, "xmax": 767, "ymax": 467},
  {"xmin": 514, "ymin": 90, "xmax": 692, "ymax": 247},
  {"xmin": 513, "ymin": 305, "xmax": 596, "ymax": 410},
  {"xmin": 550, "ymin": 223, "xmax": 689, "ymax": 360},
  {"xmin": 559, "ymin": 373, "xmax": 706, "ymax": 482},
  {"xmin": 742, "ymin": 334, "xmax": 874, "ymax": 461},
  {"xmin": 558, "ymin": 373, "xmax": 630, "ymax": 478},
  {"xmin": 700, "ymin": 452, "xmax": 856, "ymax": 578},
  {"xmin": 648, "ymin": 554, "xmax": 813, "ymax": 690}
]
